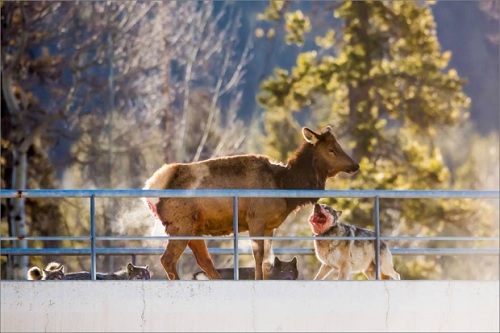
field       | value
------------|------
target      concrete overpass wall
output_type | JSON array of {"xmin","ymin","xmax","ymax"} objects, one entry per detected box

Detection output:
[{"xmin": 1, "ymin": 281, "xmax": 498, "ymax": 332}]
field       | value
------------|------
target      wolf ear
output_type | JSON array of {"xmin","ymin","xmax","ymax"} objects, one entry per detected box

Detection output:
[
  {"xmin": 273, "ymin": 256, "xmax": 281, "ymax": 266},
  {"xmin": 302, "ymin": 127, "xmax": 320, "ymax": 144},
  {"xmin": 127, "ymin": 263, "xmax": 134, "ymax": 272},
  {"xmin": 337, "ymin": 211, "xmax": 342, "ymax": 217},
  {"xmin": 291, "ymin": 257, "xmax": 297, "ymax": 265}
]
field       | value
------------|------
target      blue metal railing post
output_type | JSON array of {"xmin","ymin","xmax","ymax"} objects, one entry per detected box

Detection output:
[
  {"xmin": 90, "ymin": 195, "xmax": 96, "ymax": 280},
  {"xmin": 7, "ymin": 255, "xmax": 13, "ymax": 279},
  {"xmin": 374, "ymin": 196, "xmax": 381, "ymax": 280},
  {"xmin": 233, "ymin": 196, "xmax": 239, "ymax": 280}
]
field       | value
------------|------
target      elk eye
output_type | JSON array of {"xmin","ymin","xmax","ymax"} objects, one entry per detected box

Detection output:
[{"xmin": 329, "ymin": 148, "xmax": 337, "ymax": 155}]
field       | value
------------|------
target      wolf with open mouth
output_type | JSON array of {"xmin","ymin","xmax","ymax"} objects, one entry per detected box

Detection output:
[{"xmin": 308, "ymin": 203, "xmax": 400, "ymax": 280}]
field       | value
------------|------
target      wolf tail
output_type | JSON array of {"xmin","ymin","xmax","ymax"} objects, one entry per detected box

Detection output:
[
  {"xmin": 45, "ymin": 262, "xmax": 63, "ymax": 271},
  {"xmin": 27, "ymin": 266, "xmax": 43, "ymax": 280}
]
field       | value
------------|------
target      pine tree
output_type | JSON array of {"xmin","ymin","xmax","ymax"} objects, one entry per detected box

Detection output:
[{"xmin": 257, "ymin": 0, "xmax": 497, "ymax": 280}]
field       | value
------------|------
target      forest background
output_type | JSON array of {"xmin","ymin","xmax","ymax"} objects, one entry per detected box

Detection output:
[{"xmin": 1, "ymin": 0, "xmax": 499, "ymax": 280}]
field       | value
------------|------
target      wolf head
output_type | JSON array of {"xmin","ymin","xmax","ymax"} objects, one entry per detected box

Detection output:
[
  {"xmin": 308, "ymin": 203, "xmax": 342, "ymax": 235},
  {"xmin": 42, "ymin": 263, "xmax": 65, "ymax": 280},
  {"xmin": 268, "ymin": 256, "xmax": 299, "ymax": 280},
  {"xmin": 126, "ymin": 263, "xmax": 151, "ymax": 280}
]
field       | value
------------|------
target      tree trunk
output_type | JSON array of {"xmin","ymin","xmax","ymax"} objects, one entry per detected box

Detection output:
[
  {"xmin": 347, "ymin": 1, "xmax": 373, "ymax": 161},
  {"xmin": 9, "ymin": 149, "xmax": 29, "ymax": 279}
]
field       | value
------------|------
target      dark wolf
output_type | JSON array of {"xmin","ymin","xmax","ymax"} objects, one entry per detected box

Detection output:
[{"xmin": 192, "ymin": 256, "xmax": 299, "ymax": 280}]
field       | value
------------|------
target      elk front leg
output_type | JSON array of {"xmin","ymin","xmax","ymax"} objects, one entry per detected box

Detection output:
[
  {"xmin": 248, "ymin": 232, "xmax": 274, "ymax": 280},
  {"xmin": 249, "ymin": 221, "xmax": 268, "ymax": 280},
  {"xmin": 262, "ymin": 228, "xmax": 275, "ymax": 280},
  {"xmin": 251, "ymin": 238, "xmax": 264, "ymax": 280}
]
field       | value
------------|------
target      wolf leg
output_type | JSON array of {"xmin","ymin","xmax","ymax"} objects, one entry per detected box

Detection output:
[
  {"xmin": 365, "ymin": 263, "xmax": 376, "ymax": 280},
  {"xmin": 338, "ymin": 261, "xmax": 352, "ymax": 280},
  {"xmin": 381, "ymin": 253, "xmax": 401, "ymax": 280},
  {"xmin": 314, "ymin": 264, "xmax": 333, "ymax": 280}
]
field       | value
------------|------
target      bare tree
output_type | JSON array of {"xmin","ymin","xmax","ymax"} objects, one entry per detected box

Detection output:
[
  {"xmin": 1, "ymin": 2, "xmax": 93, "ymax": 278},
  {"xmin": 479, "ymin": 0, "xmax": 500, "ymax": 45},
  {"xmin": 71, "ymin": 1, "xmax": 251, "ymax": 176},
  {"xmin": 130, "ymin": 2, "xmax": 251, "ymax": 164}
]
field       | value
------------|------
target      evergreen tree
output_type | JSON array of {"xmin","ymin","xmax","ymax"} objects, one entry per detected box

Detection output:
[{"xmin": 257, "ymin": 0, "xmax": 497, "ymax": 280}]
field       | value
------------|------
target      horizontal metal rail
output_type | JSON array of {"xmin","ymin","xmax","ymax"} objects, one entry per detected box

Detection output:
[
  {"xmin": 1, "ymin": 235, "xmax": 498, "ymax": 241},
  {"xmin": 0, "ymin": 189, "xmax": 499, "ymax": 198},
  {"xmin": 1, "ymin": 247, "xmax": 498, "ymax": 256}
]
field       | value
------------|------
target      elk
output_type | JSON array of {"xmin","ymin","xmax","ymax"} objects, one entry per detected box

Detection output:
[{"xmin": 143, "ymin": 126, "xmax": 359, "ymax": 280}]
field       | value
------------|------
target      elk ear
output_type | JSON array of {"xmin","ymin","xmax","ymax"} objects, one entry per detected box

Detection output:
[
  {"xmin": 321, "ymin": 126, "xmax": 332, "ymax": 134},
  {"xmin": 302, "ymin": 127, "xmax": 320, "ymax": 144}
]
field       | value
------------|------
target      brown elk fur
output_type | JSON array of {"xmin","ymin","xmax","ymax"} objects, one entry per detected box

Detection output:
[{"xmin": 143, "ymin": 126, "xmax": 359, "ymax": 280}]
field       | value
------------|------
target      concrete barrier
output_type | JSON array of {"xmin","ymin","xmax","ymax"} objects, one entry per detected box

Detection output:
[{"xmin": 1, "ymin": 281, "xmax": 498, "ymax": 332}]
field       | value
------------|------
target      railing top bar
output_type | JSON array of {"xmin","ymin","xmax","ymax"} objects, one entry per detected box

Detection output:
[
  {"xmin": 1, "ymin": 235, "xmax": 498, "ymax": 242},
  {"xmin": 235, "ymin": 235, "xmax": 500, "ymax": 241},
  {"xmin": 0, "ymin": 236, "xmax": 89, "ymax": 241},
  {"xmin": 0, "ymin": 189, "xmax": 499, "ymax": 199}
]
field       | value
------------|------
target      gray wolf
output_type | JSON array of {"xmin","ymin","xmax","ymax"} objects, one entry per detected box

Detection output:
[
  {"xmin": 192, "ymin": 256, "xmax": 299, "ymax": 280},
  {"xmin": 27, "ymin": 264, "xmax": 64, "ymax": 280},
  {"xmin": 28, "ymin": 262, "xmax": 151, "ymax": 280},
  {"xmin": 308, "ymin": 203, "xmax": 400, "ymax": 280},
  {"xmin": 143, "ymin": 126, "xmax": 358, "ymax": 280}
]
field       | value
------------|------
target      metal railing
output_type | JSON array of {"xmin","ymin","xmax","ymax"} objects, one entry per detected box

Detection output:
[{"xmin": 1, "ymin": 189, "xmax": 499, "ymax": 280}]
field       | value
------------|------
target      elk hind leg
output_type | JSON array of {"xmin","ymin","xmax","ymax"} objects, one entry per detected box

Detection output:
[
  {"xmin": 188, "ymin": 239, "xmax": 221, "ymax": 280},
  {"xmin": 161, "ymin": 239, "xmax": 189, "ymax": 280}
]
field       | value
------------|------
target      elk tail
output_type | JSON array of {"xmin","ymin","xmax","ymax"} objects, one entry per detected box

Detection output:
[{"xmin": 142, "ymin": 164, "xmax": 177, "ymax": 235}]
